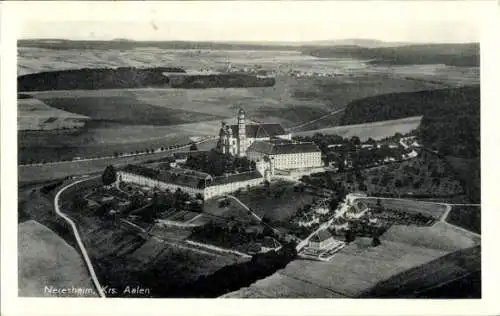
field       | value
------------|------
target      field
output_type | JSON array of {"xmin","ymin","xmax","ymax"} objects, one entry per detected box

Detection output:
[
  {"xmin": 233, "ymin": 181, "xmax": 316, "ymax": 223},
  {"xmin": 445, "ymin": 205, "xmax": 481, "ymax": 234},
  {"xmin": 362, "ymin": 245, "xmax": 481, "ymax": 298},
  {"xmin": 295, "ymin": 116, "xmax": 422, "ymax": 141},
  {"xmin": 60, "ymin": 199, "xmax": 247, "ymax": 297},
  {"xmin": 18, "ymin": 220, "xmax": 97, "ymax": 297},
  {"xmin": 203, "ymin": 198, "xmax": 259, "ymax": 224},
  {"xmin": 382, "ymin": 222, "xmax": 480, "ymax": 252},
  {"xmin": 223, "ymin": 237, "xmax": 448, "ymax": 298},
  {"xmin": 18, "ymin": 138, "xmax": 218, "ymax": 184},
  {"xmin": 18, "ymin": 97, "xmax": 89, "ymax": 131},
  {"xmin": 19, "ymin": 46, "xmax": 474, "ymax": 172},
  {"xmin": 360, "ymin": 198, "xmax": 448, "ymax": 219},
  {"xmin": 224, "ymin": 217, "xmax": 481, "ymax": 298}
]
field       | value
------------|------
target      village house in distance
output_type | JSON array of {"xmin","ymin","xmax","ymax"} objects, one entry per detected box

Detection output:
[{"xmin": 118, "ymin": 108, "xmax": 323, "ymax": 199}]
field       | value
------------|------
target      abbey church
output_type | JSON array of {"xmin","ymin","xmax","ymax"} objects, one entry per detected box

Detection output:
[
  {"xmin": 218, "ymin": 108, "xmax": 292, "ymax": 156},
  {"xmin": 217, "ymin": 109, "xmax": 323, "ymax": 171}
]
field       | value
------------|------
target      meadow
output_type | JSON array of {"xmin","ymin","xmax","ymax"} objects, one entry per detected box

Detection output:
[
  {"xmin": 295, "ymin": 116, "xmax": 423, "ymax": 141},
  {"xmin": 224, "ymin": 237, "xmax": 448, "ymax": 298},
  {"xmin": 18, "ymin": 220, "xmax": 97, "ymax": 297},
  {"xmin": 18, "ymin": 139, "xmax": 217, "ymax": 184},
  {"xmin": 233, "ymin": 181, "xmax": 316, "ymax": 223},
  {"xmin": 360, "ymin": 198, "xmax": 448, "ymax": 219}
]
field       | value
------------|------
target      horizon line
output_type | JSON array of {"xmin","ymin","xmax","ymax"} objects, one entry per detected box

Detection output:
[{"xmin": 18, "ymin": 37, "xmax": 479, "ymax": 45}]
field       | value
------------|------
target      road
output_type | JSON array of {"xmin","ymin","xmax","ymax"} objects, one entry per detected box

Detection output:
[
  {"xmin": 54, "ymin": 176, "xmax": 106, "ymax": 298},
  {"xmin": 19, "ymin": 138, "xmax": 218, "ymax": 184},
  {"xmin": 20, "ymin": 136, "xmax": 217, "ymax": 167},
  {"xmin": 286, "ymin": 107, "xmax": 346, "ymax": 132},
  {"xmin": 226, "ymin": 195, "xmax": 262, "ymax": 222},
  {"xmin": 225, "ymin": 195, "xmax": 283, "ymax": 235}
]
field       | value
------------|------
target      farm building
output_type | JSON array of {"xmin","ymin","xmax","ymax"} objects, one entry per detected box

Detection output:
[{"xmin": 260, "ymin": 236, "xmax": 282, "ymax": 253}]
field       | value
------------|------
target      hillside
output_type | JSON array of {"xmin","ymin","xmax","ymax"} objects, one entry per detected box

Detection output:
[
  {"xmin": 302, "ymin": 43, "xmax": 479, "ymax": 67},
  {"xmin": 18, "ymin": 39, "xmax": 300, "ymax": 51},
  {"xmin": 361, "ymin": 246, "xmax": 480, "ymax": 298},
  {"xmin": 340, "ymin": 86, "xmax": 480, "ymax": 158}
]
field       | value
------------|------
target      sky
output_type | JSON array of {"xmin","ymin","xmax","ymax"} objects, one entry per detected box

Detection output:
[{"xmin": 11, "ymin": 1, "xmax": 491, "ymax": 43}]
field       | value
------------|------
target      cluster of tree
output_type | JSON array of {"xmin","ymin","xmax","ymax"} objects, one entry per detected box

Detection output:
[
  {"xmin": 170, "ymin": 73, "xmax": 275, "ymax": 89},
  {"xmin": 120, "ymin": 240, "xmax": 297, "ymax": 298},
  {"xmin": 341, "ymin": 221, "xmax": 387, "ymax": 246},
  {"xmin": 293, "ymin": 134, "xmax": 359, "ymax": 154},
  {"xmin": 141, "ymin": 188, "xmax": 195, "ymax": 221},
  {"xmin": 295, "ymin": 133, "xmax": 407, "ymax": 170},
  {"xmin": 340, "ymin": 86, "xmax": 480, "ymax": 159},
  {"xmin": 40, "ymin": 180, "xmax": 63, "ymax": 194},
  {"xmin": 18, "ymin": 67, "xmax": 183, "ymax": 92},
  {"xmin": 18, "ymin": 66, "xmax": 275, "ymax": 91},
  {"xmin": 102, "ymin": 165, "xmax": 117, "ymax": 186},
  {"xmin": 189, "ymin": 221, "xmax": 275, "ymax": 251},
  {"xmin": 376, "ymin": 209, "xmax": 435, "ymax": 226},
  {"xmin": 300, "ymin": 172, "xmax": 349, "ymax": 200},
  {"xmin": 184, "ymin": 149, "xmax": 256, "ymax": 177}
]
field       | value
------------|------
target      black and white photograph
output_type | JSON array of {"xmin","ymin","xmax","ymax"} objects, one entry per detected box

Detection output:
[{"xmin": 2, "ymin": 1, "xmax": 499, "ymax": 312}]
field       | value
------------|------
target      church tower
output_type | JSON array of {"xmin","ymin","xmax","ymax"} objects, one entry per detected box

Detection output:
[{"xmin": 237, "ymin": 108, "xmax": 246, "ymax": 156}]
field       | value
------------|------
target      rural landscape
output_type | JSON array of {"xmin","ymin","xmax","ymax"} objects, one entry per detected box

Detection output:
[{"xmin": 18, "ymin": 37, "xmax": 480, "ymax": 299}]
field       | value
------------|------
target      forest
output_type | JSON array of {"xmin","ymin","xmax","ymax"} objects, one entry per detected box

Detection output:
[{"xmin": 340, "ymin": 86, "xmax": 480, "ymax": 159}]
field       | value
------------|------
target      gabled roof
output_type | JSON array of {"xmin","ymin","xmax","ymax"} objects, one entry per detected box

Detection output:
[
  {"xmin": 332, "ymin": 217, "xmax": 348, "ymax": 225},
  {"xmin": 121, "ymin": 165, "xmax": 206, "ymax": 189},
  {"xmin": 208, "ymin": 170, "xmax": 262, "ymax": 186},
  {"xmin": 247, "ymin": 140, "xmax": 321, "ymax": 155},
  {"xmin": 230, "ymin": 123, "xmax": 287, "ymax": 138},
  {"xmin": 261, "ymin": 236, "xmax": 281, "ymax": 249},
  {"xmin": 310, "ymin": 229, "xmax": 333, "ymax": 242}
]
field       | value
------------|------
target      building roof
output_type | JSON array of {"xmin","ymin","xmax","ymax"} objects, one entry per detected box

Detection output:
[
  {"xmin": 332, "ymin": 217, "xmax": 348, "ymax": 226},
  {"xmin": 208, "ymin": 170, "xmax": 262, "ymax": 186},
  {"xmin": 261, "ymin": 236, "xmax": 281, "ymax": 249},
  {"xmin": 247, "ymin": 140, "xmax": 321, "ymax": 155},
  {"xmin": 299, "ymin": 213, "xmax": 315, "ymax": 223},
  {"xmin": 122, "ymin": 165, "xmax": 262, "ymax": 189},
  {"xmin": 310, "ymin": 229, "xmax": 333, "ymax": 243},
  {"xmin": 170, "ymin": 167, "xmax": 212, "ymax": 180},
  {"xmin": 230, "ymin": 123, "xmax": 287, "ymax": 138}
]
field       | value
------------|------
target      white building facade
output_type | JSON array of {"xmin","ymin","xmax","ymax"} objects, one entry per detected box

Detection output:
[
  {"xmin": 246, "ymin": 140, "xmax": 323, "ymax": 172},
  {"xmin": 118, "ymin": 165, "xmax": 264, "ymax": 200}
]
